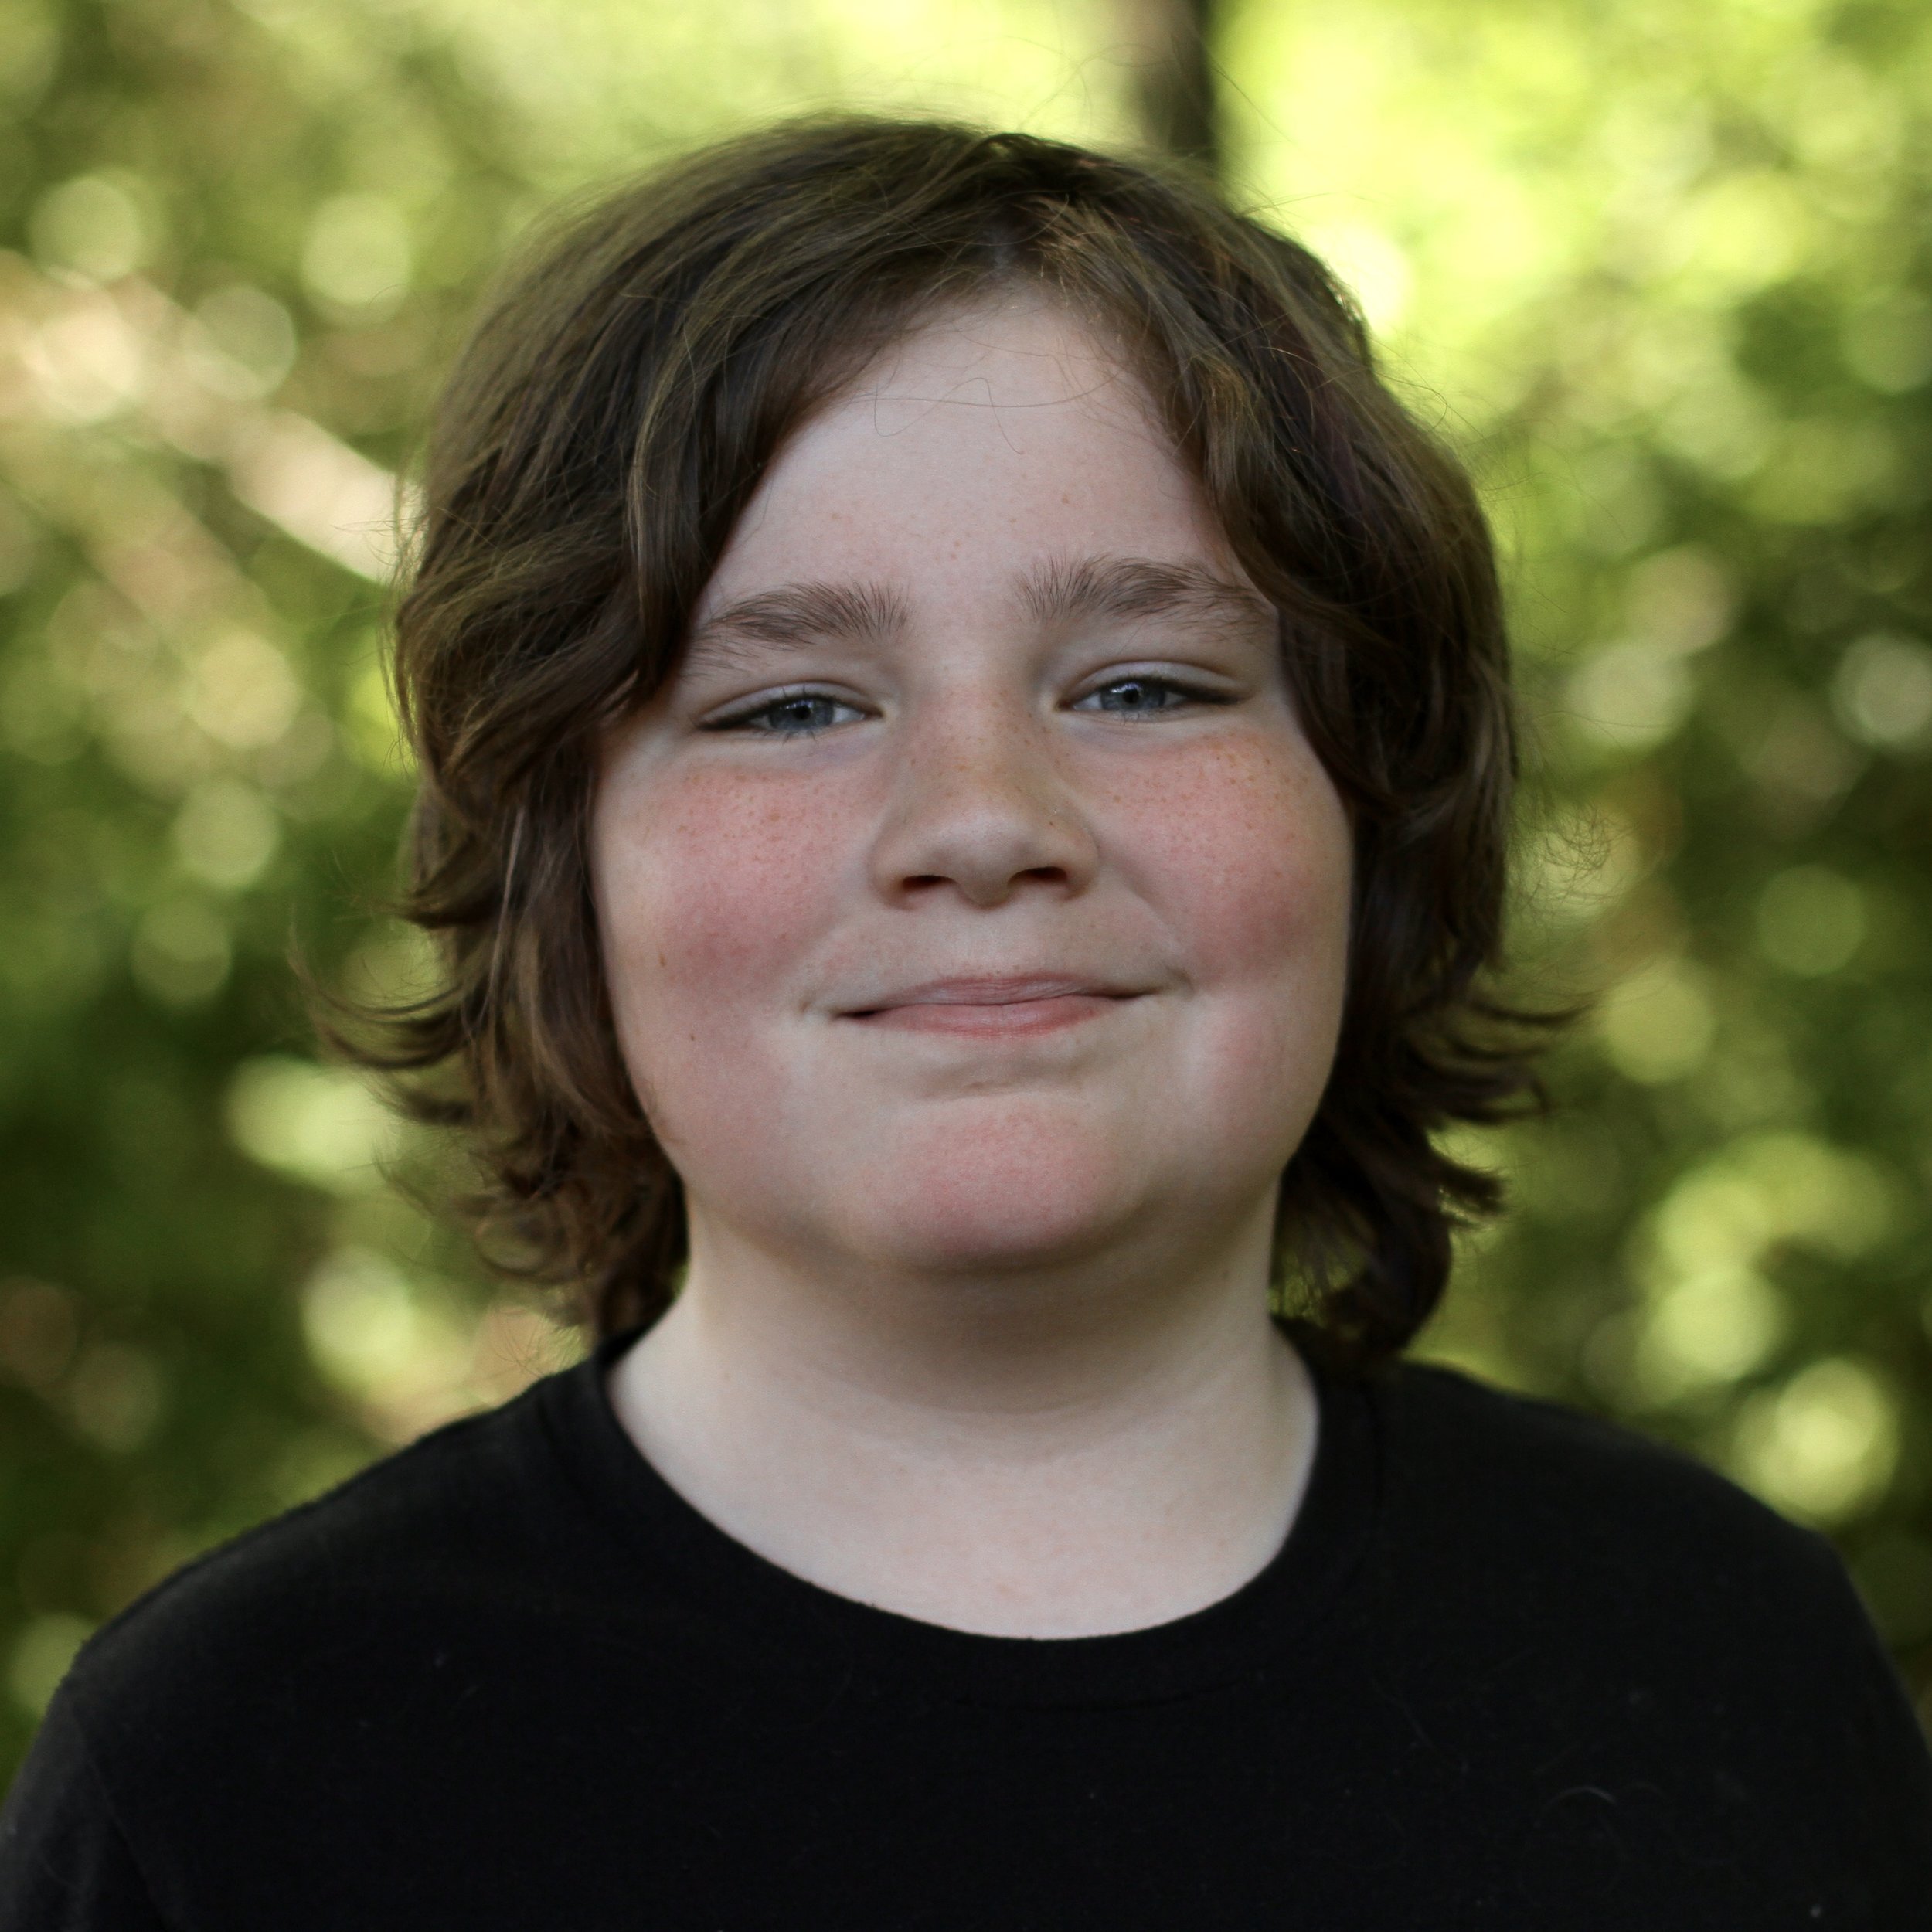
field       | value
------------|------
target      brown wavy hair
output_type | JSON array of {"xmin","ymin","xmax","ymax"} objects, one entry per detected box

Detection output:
[{"xmin": 355, "ymin": 116, "xmax": 1549, "ymax": 1368}]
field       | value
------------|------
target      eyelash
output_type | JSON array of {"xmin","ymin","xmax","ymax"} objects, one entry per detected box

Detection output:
[
  {"xmin": 703, "ymin": 688, "xmax": 869, "ymax": 737},
  {"xmin": 705, "ymin": 675, "xmax": 1234, "ymax": 738},
  {"xmin": 1070, "ymin": 674, "xmax": 1234, "ymax": 719}
]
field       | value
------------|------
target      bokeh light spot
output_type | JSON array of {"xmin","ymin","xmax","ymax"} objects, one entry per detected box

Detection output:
[
  {"xmin": 173, "ymin": 777, "xmax": 281, "ymax": 889},
  {"xmin": 1731, "ymin": 1358, "xmax": 1900, "ymax": 1526},
  {"xmin": 67, "ymin": 1345, "xmax": 166, "ymax": 1454},
  {"xmin": 131, "ymin": 897, "xmax": 232, "ymax": 1008},
  {"xmin": 186, "ymin": 629, "xmax": 304, "ymax": 750},
  {"xmin": 1594, "ymin": 955, "xmax": 1714, "ymax": 1083},
  {"xmin": 29, "ymin": 175, "xmax": 148, "ymax": 283},
  {"xmin": 7, "ymin": 1616, "xmax": 93, "ymax": 1719},
  {"xmin": 1832, "ymin": 631, "xmax": 1932, "ymax": 750},
  {"xmin": 226, "ymin": 1057, "xmax": 398, "ymax": 1193},
  {"xmin": 302, "ymin": 195, "xmax": 413, "ymax": 316},
  {"xmin": 1756, "ymin": 866, "xmax": 1866, "ymax": 977}
]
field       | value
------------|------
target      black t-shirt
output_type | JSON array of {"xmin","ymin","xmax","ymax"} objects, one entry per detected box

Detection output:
[{"xmin": 5, "ymin": 1328, "xmax": 1930, "ymax": 1929}]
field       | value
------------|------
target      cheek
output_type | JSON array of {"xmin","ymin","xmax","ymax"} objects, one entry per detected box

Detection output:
[
  {"xmin": 594, "ymin": 768, "xmax": 849, "ymax": 1053},
  {"xmin": 1111, "ymin": 736, "xmax": 1352, "ymax": 1166},
  {"xmin": 1106, "ymin": 733, "xmax": 1352, "ymax": 989}
]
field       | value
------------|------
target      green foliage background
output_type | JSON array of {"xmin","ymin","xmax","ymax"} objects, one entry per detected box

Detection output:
[{"xmin": 2, "ymin": 0, "xmax": 1929, "ymax": 1781}]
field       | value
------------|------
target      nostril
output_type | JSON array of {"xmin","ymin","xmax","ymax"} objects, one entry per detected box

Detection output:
[
  {"xmin": 874, "ymin": 781, "xmax": 1098, "ymax": 906},
  {"xmin": 898, "ymin": 864, "xmax": 1069, "ymax": 901}
]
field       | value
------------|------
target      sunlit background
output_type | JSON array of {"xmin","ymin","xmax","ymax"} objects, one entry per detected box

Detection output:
[{"xmin": 3, "ymin": 0, "xmax": 1930, "ymax": 1777}]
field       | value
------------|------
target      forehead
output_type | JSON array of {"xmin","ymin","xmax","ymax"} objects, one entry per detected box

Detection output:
[{"xmin": 692, "ymin": 295, "xmax": 1242, "ymax": 621}]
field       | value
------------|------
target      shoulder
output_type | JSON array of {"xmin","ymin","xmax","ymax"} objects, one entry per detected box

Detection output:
[
  {"xmin": 5, "ymin": 1365, "xmax": 651, "ymax": 1923},
  {"xmin": 1344, "ymin": 1359, "xmax": 1932, "ymax": 1914},
  {"xmin": 1370, "ymin": 1355, "xmax": 1845, "ymax": 1597},
  {"xmin": 1374, "ymin": 1356, "xmax": 1820, "ymax": 1554},
  {"xmin": 1362, "ymin": 1354, "xmax": 1900, "ymax": 1707},
  {"xmin": 57, "ymin": 1375, "xmax": 581, "ymax": 1761}
]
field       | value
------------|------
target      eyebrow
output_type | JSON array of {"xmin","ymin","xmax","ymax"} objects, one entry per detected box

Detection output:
[
  {"xmin": 1015, "ymin": 555, "xmax": 1274, "ymax": 637},
  {"xmin": 683, "ymin": 580, "xmax": 910, "ymax": 671},
  {"xmin": 682, "ymin": 554, "xmax": 1273, "ymax": 670}
]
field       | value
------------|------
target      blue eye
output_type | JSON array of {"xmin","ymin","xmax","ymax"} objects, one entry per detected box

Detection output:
[
  {"xmin": 1073, "ymin": 676, "xmax": 1217, "ymax": 718},
  {"xmin": 716, "ymin": 692, "xmax": 864, "ymax": 736}
]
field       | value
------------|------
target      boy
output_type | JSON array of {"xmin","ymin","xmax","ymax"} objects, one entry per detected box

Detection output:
[{"xmin": 6, "ymin": 119, "xmax": 1928, "ymax": 1927}]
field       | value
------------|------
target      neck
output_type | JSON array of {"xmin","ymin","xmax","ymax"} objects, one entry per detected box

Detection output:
[{"xmin": 606, "ymin": 1200, "xmax": 1319, "ymax": 1638}]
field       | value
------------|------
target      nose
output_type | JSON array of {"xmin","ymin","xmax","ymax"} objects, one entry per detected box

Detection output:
[{"xmin": 868, "ymin": 699, "xmax": 1100, "ymax": 909}]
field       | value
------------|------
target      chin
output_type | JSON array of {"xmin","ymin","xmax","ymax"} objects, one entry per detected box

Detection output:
[{"xmin": 829, "ymin": 1105, "xmax": 1159, "ymax": 1277}]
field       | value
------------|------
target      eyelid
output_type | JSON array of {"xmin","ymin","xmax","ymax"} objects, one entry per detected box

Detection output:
[
  {"xmin": 1066, "ymin": 665, "xmax": 1241, "ymax": 708},
  {"xmin": 696, "ymin": 665, "xmax": 1241, "ymax": 731},
  {"xmin": 699, "ymin": 682, "xmax": 873, "ymax": 733}
]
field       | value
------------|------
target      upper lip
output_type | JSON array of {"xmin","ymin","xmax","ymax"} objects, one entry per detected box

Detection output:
[{"xmin": 842, "ymin": 975, "xmax": 1145, "ymax": 1015}]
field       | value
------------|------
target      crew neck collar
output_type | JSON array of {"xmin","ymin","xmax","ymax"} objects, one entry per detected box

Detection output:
[{"xmin": 535, "ymin": 1320, "xmax": 1383, "ymax": 1709}]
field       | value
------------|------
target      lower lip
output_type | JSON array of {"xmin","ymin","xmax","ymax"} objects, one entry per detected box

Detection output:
[{"xmin": 848, "ymin": 994, "xmax": 1133, "ymax": 1038}]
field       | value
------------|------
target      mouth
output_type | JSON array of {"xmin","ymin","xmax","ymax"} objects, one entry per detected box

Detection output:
[{"xmin": 839, "ymin": 975, "xmax": 1148, "ymax": 1039}]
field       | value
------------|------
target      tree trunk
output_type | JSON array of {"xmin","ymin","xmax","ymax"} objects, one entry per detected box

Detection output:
[{"xmin": 1120, "ymin": 0, "xmax": 1220, "ymax": 177}]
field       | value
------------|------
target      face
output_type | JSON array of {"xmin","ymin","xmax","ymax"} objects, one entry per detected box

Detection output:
[{"xmin": 591, "ymin": 295, "xmax": 1353, "ymax": 1288}]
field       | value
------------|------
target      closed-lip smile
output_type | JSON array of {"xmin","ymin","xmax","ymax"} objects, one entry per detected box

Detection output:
[{"xmin": 841, "ymin": 975, "xmax": 1146, "ymax": 1037}]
